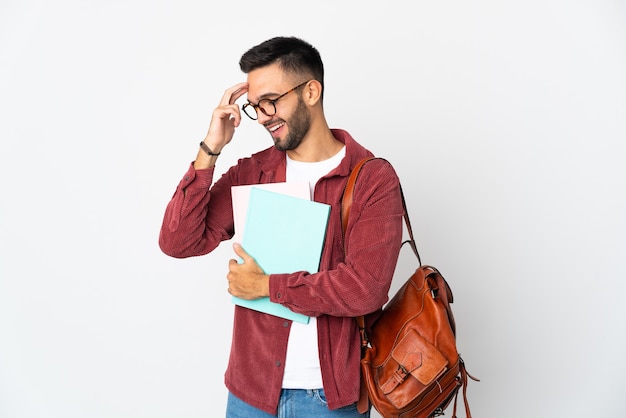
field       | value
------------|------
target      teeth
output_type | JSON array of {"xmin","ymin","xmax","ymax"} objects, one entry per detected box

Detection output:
[{"xmin": 269, "ymin": 123, "xmax": 284, "ymax": 132}]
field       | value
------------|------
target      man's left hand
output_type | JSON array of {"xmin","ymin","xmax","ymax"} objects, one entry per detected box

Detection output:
[{"xmin": 227, "ymin": 243, "xmax": 270, "ymax": 299}]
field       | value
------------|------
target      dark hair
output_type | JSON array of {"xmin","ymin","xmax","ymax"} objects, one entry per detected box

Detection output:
[{"xmin": 239, "ymin": 36, "xmax": 324, "ymax": 91}]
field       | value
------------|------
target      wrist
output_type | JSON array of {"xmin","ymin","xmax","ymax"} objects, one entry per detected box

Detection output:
[{"xmin": 199, "ymin": 141, "xmax": 221, "ymax": 156}]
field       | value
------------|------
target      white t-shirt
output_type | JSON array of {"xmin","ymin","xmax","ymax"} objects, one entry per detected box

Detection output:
[{"xmin": 281, "ymin": 146, "xmax": 346, "ymax": 389}]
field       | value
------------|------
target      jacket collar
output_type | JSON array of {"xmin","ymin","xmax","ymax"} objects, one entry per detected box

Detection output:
[{"xmin": 252, "ymin": 129, "xmax": 373, "ymax": 182}]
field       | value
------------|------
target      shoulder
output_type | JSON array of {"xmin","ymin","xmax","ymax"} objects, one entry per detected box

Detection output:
[
  {"xmin": 221, "ymin": 146, "xmax": 285, "ymax": 184},
  {"xmin": 353, "ymin": 157, "xmax": 399, "ymax": 185},
  {"xmin": 335, "ymin": 129, "xmax": 397, "ymax": 179}
]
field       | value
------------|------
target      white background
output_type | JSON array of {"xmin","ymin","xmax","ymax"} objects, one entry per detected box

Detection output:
[{"xmin": 1, "ymin": 1, "xmax": 625, "ymax": 417}]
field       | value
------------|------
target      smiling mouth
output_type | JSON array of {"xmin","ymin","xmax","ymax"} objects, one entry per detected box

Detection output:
[{"xmin": 266, "ymin": 121, "xmax": 285, "ymax": 135}]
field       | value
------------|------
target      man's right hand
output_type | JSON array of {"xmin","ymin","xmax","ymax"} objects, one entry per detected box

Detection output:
[{"xmin": 194, "ymin": 82, "xmax": 248, "ymax": 169}]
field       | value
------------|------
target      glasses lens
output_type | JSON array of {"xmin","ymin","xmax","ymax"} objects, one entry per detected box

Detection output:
[
  {"xmin": 258, "ymin": 99, "xmax": 276, "ymax": 117},
  {"xmin": 243, "ymin": 104, "xmax": 258, "ymax": 120}
]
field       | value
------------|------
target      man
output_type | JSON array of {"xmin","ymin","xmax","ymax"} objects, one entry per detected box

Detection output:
[{"xmin": 159, "ymin": 36, "xmax": 403, "ymax": 417}]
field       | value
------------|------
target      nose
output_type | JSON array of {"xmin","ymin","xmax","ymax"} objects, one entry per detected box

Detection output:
[{"xmin": 256, "ymin": 111, "xmax": 272, "ymax": 125}]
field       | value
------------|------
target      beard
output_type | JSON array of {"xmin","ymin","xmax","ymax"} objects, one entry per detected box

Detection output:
[{"xmin": 273, "ymin": 97, "xmax": 311, "ymax": 151}]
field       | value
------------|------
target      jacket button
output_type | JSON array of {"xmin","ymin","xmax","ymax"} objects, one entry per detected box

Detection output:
[
  {"xmin": 275, "ymin": 361, "xmax": 281, "ymax": 367},
  {"xmin": 283, "ymin": 321, "xmax": 289, "ymax": 327},
  {"xmin": 276, "ymin": 292, "xmax": 282, "ymax": 299}
]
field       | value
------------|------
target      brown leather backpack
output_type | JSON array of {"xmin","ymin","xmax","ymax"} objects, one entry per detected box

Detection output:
[{"xmin": 341, "ymin": 158, "xmax": 478, "ymax": 418}]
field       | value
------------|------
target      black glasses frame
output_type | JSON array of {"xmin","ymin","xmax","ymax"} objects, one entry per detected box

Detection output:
[{"xmin": 242, "ymin": 80, "xmax": 311, "ymax": 120}]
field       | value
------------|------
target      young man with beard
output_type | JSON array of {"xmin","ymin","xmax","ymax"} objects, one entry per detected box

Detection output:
[{"xmin": 159, "ymin": 36, "xmax": 403, "ymax": 417}]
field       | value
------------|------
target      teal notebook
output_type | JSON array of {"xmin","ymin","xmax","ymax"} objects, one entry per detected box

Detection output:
[{"xmin": 232, "ymin": 187, "xmax": 331, "ymax": 324}]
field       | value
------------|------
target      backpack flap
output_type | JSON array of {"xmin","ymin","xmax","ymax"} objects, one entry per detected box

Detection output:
[{"xmin": 379, "ymin": 328, "xmax": 448, "ymax": 407}]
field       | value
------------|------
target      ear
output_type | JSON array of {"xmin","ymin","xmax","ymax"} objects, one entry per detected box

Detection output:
[{"xmin": 303, "ymin": 80, "xmax": 323, "ymax": 105}]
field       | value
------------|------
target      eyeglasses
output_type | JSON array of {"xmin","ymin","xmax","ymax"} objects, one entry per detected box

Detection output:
[{"xmin": 242, "ymin": 80, "xmax": 310, "ymax": 120}]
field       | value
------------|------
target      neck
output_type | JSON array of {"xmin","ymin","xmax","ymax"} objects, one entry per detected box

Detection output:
[{"xmin": 287, "ymin": 120, "xmax": 342, "ymax": 162}]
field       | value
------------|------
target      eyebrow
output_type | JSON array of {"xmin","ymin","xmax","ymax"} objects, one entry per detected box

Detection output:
[
  {"xmin": 259, "ymin": 92, "xmax": 281, "ymax": 101},
  {"xmin": 248, "ymin": 90, "xmax": 282, "ymax": 104}
]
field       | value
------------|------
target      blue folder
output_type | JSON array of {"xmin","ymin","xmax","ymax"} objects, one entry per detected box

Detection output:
[{"xmin": 232, "ymin": 187, "xmax": 331, "ymax": 324}]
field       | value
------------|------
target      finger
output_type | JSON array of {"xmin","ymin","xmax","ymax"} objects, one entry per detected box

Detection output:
[
  {"xmin": 220, "ymin": 82, "xmax": 248, "ymax": 106},
  {"xmin": 232, "ymin": 242, "xmax": 249, "ymax": 261},
  {"xmin": 229, "ymin": 85, "xmax": 249, "ymax": 104},
  {"xmin": 226, "ymin": 262, "xmax": 237, "ymax": 294},
  {"xmin": 226, "ymin": 104, "xmax": 242, "ymax": 127},
  {"xmin": 228, "ymin": 258, "xmax": 240, "ymax": 271},
  {"xmin": 212, "ymin": 105, "xmax": 241, "ymax": 128}
]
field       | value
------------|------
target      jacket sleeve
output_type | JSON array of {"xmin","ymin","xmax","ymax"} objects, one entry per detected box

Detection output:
[
  {"xmin": 269, "ymin": 159, "xmax": 404, "ymax": 317},
  {"xmin": 158, "ymin": 163, "xmax": 236, "ymax": 258}
]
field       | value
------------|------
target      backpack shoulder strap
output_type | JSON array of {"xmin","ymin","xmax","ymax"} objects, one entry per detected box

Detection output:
[
  {"xmin": 341, "ymin": 157, "xmax": 373, "ymax": 237},
  {"xmin": 341, "ymin": 157, "xmax": 422, "ymax": 347},
  {"xmin": 341, "ymin": 157, "xmax": 421, "ymax": 264}
]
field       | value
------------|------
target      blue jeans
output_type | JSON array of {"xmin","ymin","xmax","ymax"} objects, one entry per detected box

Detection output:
[{"xmin": 226, "ymin": 389, "xmax": 370, "ymax": 418}]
